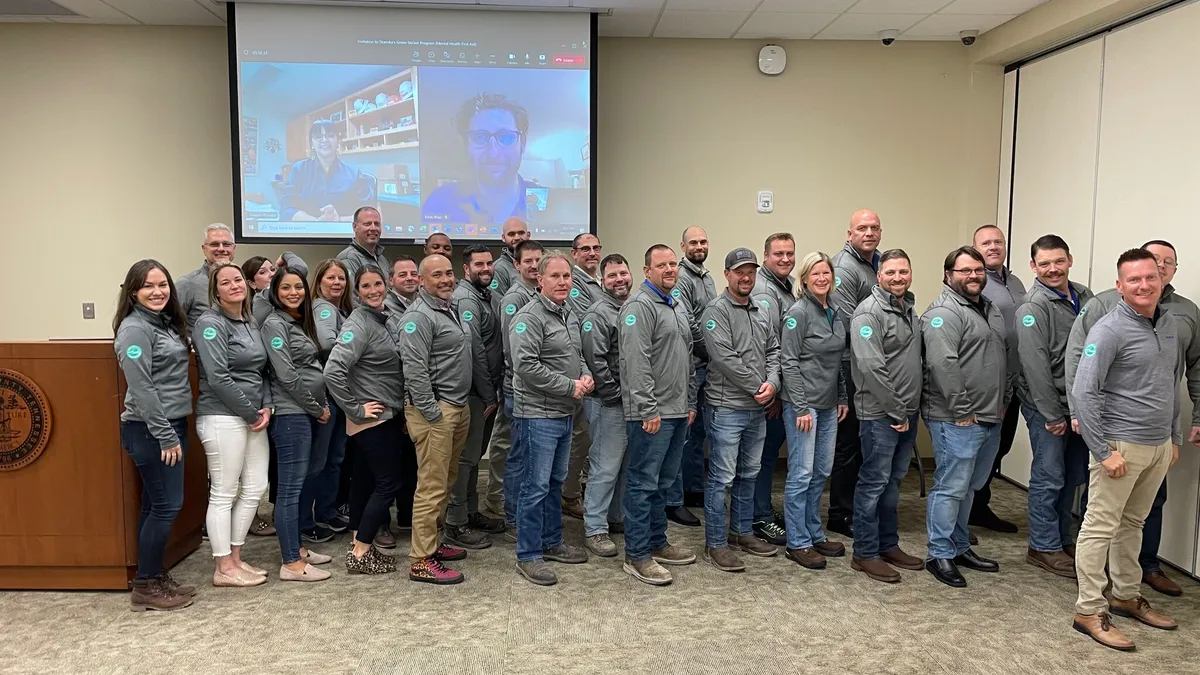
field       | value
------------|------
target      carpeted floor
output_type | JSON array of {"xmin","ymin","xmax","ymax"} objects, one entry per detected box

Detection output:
[{"xmin": 3, "ymin": 475, "xmax": 1199, "ymax": 675}]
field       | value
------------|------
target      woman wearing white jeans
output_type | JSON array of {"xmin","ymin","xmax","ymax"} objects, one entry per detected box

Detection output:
[{"xmin": 194, "ymin": 262, "xmax": 273, "ymax": 587}]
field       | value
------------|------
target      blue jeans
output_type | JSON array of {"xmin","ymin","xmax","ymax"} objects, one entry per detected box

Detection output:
[
  {"xmin": 503, "ymin": 396, "xmax": 524, "ymax": 529},
  {"xmin": 1023, "ymin": 405, "xmax": 1089, "ymax": 552},
  {"xmin": 515, "ymin": 415, "xmax": 573, "ymax": 562},
  {"xmin": 782, "ymin": 404, "xmax": 838, "ymax": 550},
  {"xmin": 666, "ymin": 365, "xmax": 707, "ymax": 506},
  {"xmin": 705, "ymin": 406, "xmax": 765, "ymax": 549},
  {"xmin": 753, "ymin": 414, "xmax": 787, "ymax": 521},
  {"xmin": 926, "ymin": 420, "xmax": 1002, "ymax": 559},
  {"xmin": 121, "ymin": 419, "xmax": 188, "ymax": 580},
  {"xmin": 624, "ymin": 417, "xmax": 688, "ymax": 562},
  {"xmin": 853, "ymin": 416, "xmax": 918, "ymax": 559},
  {"xmin": 583, "ymin": 402, "xmax": 628, "ymax": 536},
  {"xmin": 271, "ymin": 414, "xmax": 316, "ymax": 563},
  {"xmin": 299, "ymin": 407, "xmax": 335, "ymax": 531},
  {"xmin": 310, "ymin": 401, "xmax": 348, "ymax": 525}
]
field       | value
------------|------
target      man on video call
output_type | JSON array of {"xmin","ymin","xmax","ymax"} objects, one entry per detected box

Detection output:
[{"xmin": 422, "ymin": 93, "xmax": 534, "ymax": 227}]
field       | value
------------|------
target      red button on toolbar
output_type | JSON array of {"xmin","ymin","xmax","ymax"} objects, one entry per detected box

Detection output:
[{"xmin": 552, "ymin": 54, "xmax": 586, "ymax": 65}]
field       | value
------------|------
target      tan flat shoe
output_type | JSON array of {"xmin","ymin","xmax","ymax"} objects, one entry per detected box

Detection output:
[
  {"xmin": 303, "ymin": 551, "xmax": 333, "ymax": 565},
  {"xmin": 280, "ymin": 563, "xmax": 331, "ymax": 583},
  {"xmin": 238, "ymin": 561, "xmax": 267, "ymax": 576},
  {"xmin": 213, "ymin": 569, "xmax": 267, "ymax": 587}
]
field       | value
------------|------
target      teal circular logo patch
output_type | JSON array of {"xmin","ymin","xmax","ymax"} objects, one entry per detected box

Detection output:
[
  {"xmin": 461, "ymin": 310, "xmax": 474, "ymax": 322},
  {"xmin": 125, "ymin": 345, "xmax": 142, "ymax": 360},
  {"xmin": 859, "ymin": 326, "xmax": 873, "ymax": 339},
  {"xmin": 624, "ymin": 314, "xmax": 636, "ymax": 326},
  {"xmin": 570, "ymin": 288, "xmax": 580, "ymax": 298},
  {"xmin": 403, "ymin": 321, "xmax": 417, "ymax": 334},
  {"xmin": 785, "ymin": 317, "xmax": 797, "ymax": 330},
  {"xmin": 582, "ymin": 320, "xmax": 593, "ymax": 332},
  {"xmin": 930, "ymin": 317, "xmax": 944, "ymax": 329},
  {"xmin": 489, "ymin": 279, "xmax": 499, "ymax": 290},
  {"xmin": 1084, "ymin": 343, "xmax": 1097, "ymax": 357},
  {"xmin": 1022, "ymin": 314, "xmax": 1035, "ymax": 327},
  {"xmin": 705, "ymin": 319, "xmax": 716, "ymax": 331},
  {"xmin": 270, "ymin": 336, "xmax": 284, "ymax": 350},
  {"xmin": 340, "ymin": 330, "xmax": 354, "ymax": 343},
  {"xmin": 759, "ymin": 299, "xmax": 770, "ymax": 309},
  {"xmin": 202, "ymin": 327, "xmax": 217, "ymax": 341},
  {"xmin": 514, "ymin": 322, "xmax": 527, "ymax": 334},
  {"xmin": 1079, "ymin": 307, "xmax": 1087, "ymax": 316},
  {"xmin": 835, "ymin": 276, "xmax": 842, "ymax": 288},
  {"xmin": 671, "ymin": 288, "xmax": 681, "ymax": 299},
  {"xmin": 319, "ymin": 308, "xmax": 332, "ymax": 320},
  {"xmin": 505, "ymin": 304, "xmax": 516, "ymax": 316}
]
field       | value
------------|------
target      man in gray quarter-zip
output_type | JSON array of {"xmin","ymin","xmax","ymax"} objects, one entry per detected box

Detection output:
[
  {"xmin": 337, "ymin": 207, "xmax": 389, "ymax": 305},
  {"xmin": 385, "ymin": 256, "xmax": 419, "ymax": 316},
  {"xmin": 580, "ymin": 254, "xmax": 632, "ymax": 558},
  {"xmin": 490, "ymin": 217, "xmax": 530, "ymax": 296},
  {"xmin": 1015, "ymin": 235, "xmax": 1093, "ymax": 579},
  {"xmin": 970, "ymin": 224, "xmax": 1026, "ymax": 534},
  {"xmin": 492, "ymin": 239, "xmax": 544, "ymax": 531},
  {"xmin": 397, "ymin": 253, "xmax": 475, "ymax": 583},
  {"xmin": 447, "ymin": 245, "xmax": 507, "ymax": 548},
  {"xmin": 701, "ymin": 248, "xmax": 781, "ymax": 573},
  {"xmin": 828, "ymin": 209, "xmax": 883, "ymax": 538},
  {"xmin": 562, "ymin": 233, "xmax": 603, "ymax": 521},
  {"xmin": 178, "ymin": 223, "xmax": 237, "ymax": 329},
  {"xmin": 1071, "ymin": 248, "xmax": 1182, "ymax": 652},
  {"xmin": 666, "ymin": 227, "xmax": 717, "ymax": 518},
  {"xmin": 750, "ymin": 233, "xmax": 797, "ymax": 544},
  {"xmin": 424, "ymin": 232, "xmax": 453, "ymax": 260},
  {"xmin": 921, "ymin": 247, "xmax": 1013, "ymax": 589}
]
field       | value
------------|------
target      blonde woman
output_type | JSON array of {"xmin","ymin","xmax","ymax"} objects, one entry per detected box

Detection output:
[{"xmin": 194, "ymin": 262, "xmax": 272, "ymax": 587}]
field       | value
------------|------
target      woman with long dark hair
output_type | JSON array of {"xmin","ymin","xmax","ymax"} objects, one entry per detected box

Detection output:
[
  {"xmin": 114, "ymin": 259, "xmax": 195, "ymax": 611},
  {"xmin": 260, "ymin": 268, "xmax": 334, "ymax": 582},
  {"xmin": 194, "ymin": 262, "xmax": 272, "ymax": 587}
]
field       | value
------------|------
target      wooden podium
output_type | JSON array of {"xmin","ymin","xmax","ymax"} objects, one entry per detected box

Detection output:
[{"xmin": 0, "ymin": 341, "xmax": 207, "ymax": 590}]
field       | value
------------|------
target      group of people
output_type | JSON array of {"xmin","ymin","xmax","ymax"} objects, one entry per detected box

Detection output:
[{"xmin": 114, "ymin": 207, "xmax": 1193, "ymax": 653}]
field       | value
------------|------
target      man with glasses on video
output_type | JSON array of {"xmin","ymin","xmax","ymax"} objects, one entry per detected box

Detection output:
[{"xmin": 422, "ymin": 94, "xmax": 533, "ymax": 227}]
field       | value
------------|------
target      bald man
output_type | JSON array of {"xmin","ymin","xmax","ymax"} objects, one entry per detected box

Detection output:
[
  {"xmin": 828, "ymin": 209, "xmax": 884, "ymax": 538},
  {"xmin": 425, "ymin": 233, "xmax": 453, "ymax": 260},
  {"xmin": 491, "ymin": 217, "xmax": 530, "ymax": 296}
]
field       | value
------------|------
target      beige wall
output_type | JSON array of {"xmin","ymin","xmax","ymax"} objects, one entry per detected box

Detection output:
[
  {"xmin": 0, "ymin": 25, "xmax": 1002, "ymax": 341},
  {"xmin": 973, "ymin": 0, "xmax": 1165, "ymax": 64}
]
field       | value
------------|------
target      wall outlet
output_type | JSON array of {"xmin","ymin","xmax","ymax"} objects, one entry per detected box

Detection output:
[
  {"xmin": 82, "ymin": 303, "xmax": 95, "ymax": 320},
  {"xmin": 757, "ymin": 191, "xmax": 774, "ymax": 213}
]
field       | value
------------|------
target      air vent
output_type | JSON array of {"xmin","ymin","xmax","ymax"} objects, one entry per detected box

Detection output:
[{"xmin": 1, "ymin": 0, "xmax": 79, "ymax": 17}]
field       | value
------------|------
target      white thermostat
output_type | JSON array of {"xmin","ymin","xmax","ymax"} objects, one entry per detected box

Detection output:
[
  {"xmin": 758, "ymin": 45, "xmax": 786, "ymax": 75},
  {"xmin": 757, "ymin": 191, "xmax": 774, "ymax": 213}
]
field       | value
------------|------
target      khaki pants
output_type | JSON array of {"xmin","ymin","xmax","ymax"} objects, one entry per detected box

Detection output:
[
  {"xmin": 563, "ymin": 398, "xmax": 592, "ymax": 501},
  {"xmin": 484, "ymin": 402, "xmax": 511, "ymax": 517},
  {"xmin": 405, "ymin": 402, "xmax": 470, "ymax": 562},
  {"xmin": 1075, "ymin": 440, "xmax": 1172, "ymax": 615}
]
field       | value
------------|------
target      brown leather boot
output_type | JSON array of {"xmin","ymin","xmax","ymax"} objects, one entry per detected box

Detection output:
[
  {"xmin": 1073, "ymin": 612, "xmax": 1135, "ymax": 651},
  {"xmin": 813, "ymin": 539, "xmax": 845, "ymax": 557},
  {"xmin": 131, "ymin": 579, "xmax": 193, "ymax": 612},
  {"xmin": 880, "ymin": 547, "xmax": 924, "ymax": 571},
  {"xmin": 1143, "ymin": 570, "xmax": 1183, "ymax": 597},
  {"xmin": 728, "ymin": 534, "xmax": 777, "ymax": 557},
  {"xmin": 852, "ymin": 557, "xmax": 901, "ymax": 583},
  {"xmin": 1110, "ymin": 596, "xmax": 1178, "ymax": 630},
  {"xmin": 1026, "ymin": 548, "xmax": 1077, "ymax": 579},
  {"xmin": 784, "ymin": 547, "xmax": 827, "ymax": 570}
]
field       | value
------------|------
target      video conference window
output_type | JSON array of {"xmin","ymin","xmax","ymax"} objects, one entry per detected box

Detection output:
[{"xmin": 232, "ymin": 3, "xmax": 592, "ymax": 243}]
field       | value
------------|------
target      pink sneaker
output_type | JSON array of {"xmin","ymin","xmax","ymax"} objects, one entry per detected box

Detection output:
[
  {"xmin": 434, "ymin": 544, "xmax": 467, "ymax": 561},
  {"xmin": 409, "ymin": 557, "xmax": 464, "ymax": 585}
]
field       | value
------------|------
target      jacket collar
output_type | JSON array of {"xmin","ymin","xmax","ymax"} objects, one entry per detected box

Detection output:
[
  {"xmin": 573, "ymin": 264, "xmax": 599, "ymax": 285},
  {"xmin": 721, "ymin": 289, "xmax": 757, "ymax": 309},
  {"xmin": 535, "ymin": 292, "xmax": 568, "ymax": 317},
  {"xmin": 872, "ymin": 284, "xmax": 914, "ymax": 314},
  {"xmin": 133, "ymin": 304, "xmax": 169, "ymax": 327},
  {"xmin": 757, "ymin": 266, "xmax": 794, "ymax": 296},
  {"xmin": 841, "ymin": 241, "xmax": 880, "ymax": 271},
  {"xmin": 418, "ymin": 288, "xmax": 453, "ymax": 312},
  {"xmin": 457, "ymin": 278, "xmax": 490, "ymax": 303},
  {"xmin": 680, "ymin": 257, "xmax": 709, "ymax": 278},
  {"xmin": 349, "ymin": 238, "xmax": 384, "ymax": 260}
]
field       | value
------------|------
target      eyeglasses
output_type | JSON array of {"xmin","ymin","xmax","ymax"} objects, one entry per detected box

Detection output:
[
  {"xmin": 207, "ymin": 241, "xmax": 235, "ymax": 249},
  {"xmin": 1157, "ymin": 257, "xmax": 1178, "ymax": 268},
  {"xmin": 952, "ymin": 268, "xmax": 986, "ymax": 277},
  {"xmin": 311, "ymin": 131, "xmax": 338, "ymax": 141},
  {"xmin": 467, "ymin": 129, "xmax": 522, "ymax": 149},
  {"xmin": 573, "ymin": 245, "xmax": 602, "ymax": 254}
]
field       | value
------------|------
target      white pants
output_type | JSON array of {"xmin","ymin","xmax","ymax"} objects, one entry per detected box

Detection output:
[{"xmin": 198, "ymin": 415, "xmax": 270, "ymax": 557}]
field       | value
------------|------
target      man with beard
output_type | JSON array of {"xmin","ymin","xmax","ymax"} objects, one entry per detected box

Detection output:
[
  {"xmin": 561, "ymin": 233, "xmax": 604, "ymax": 520},
  {"xmin": 619, "ymin": 245, "xmax": 698, "ymax": 585},
  {"xmin": 385, "ymin": 256, "xmax": 420, "ymax": 316},
  {"xmin": 445, "ymin": 245, "xmax": 507, "ymax": 549},
  {"xmin": 921, "ymin": 246, "xmax": 1013, "ymax": 588},
  {"xmin": 424, "ymin": 233, "xmax": 453, "ymax": 260},
  {"xmin": 1015, "ymin": 235, "xmax": 1093, "ymax": 579},
  {"xmin": 580, "ymin": 254, "xmax": 633, "ymax": 557},
  {"xmin": 750, "ymin": 233, "xmax": 797, "ymax": 544},
  {"xmin": 338, "ymin": 207, "xmax": 390, "ymax": 305},
  {"xmin": 178, "ymin": 223, "xmax": 237, "ymax": 329},
  {"xmin": 491, "ymin": 217, "xmax": 530, "ymax": 296},
  {"xmin": 970, "ymin": 225, "xmax": 1026, "ymax": 534},
  {"xmin": 829, "ymin": 209, "xmax": 884, "ymax": 538}
]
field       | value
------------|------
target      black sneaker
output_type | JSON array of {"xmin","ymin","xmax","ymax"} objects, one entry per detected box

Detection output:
[
  {"xmin": 302, "ymin": 525, "xmax": 336, "ymax": 544},
  {"xmin": 772, "ymin": 510, "xmax": 786, "ymax": 530},
  {"xmin": 752, "ymin": 519, "xmax": 786, "ymax": 546},
  {"xmin": 319, "ymin": 515, "xmax": 350, "ymax": 533},
  {"xmin": 467, "ymin": 511, "xmax": 506, "ymax": 534},
  {"xmin": 444, "ymin": 524, "xmax": 492, "ymax": 550},
  {"xmin": 336, "ymin": 503, "xmax": 350, "ymax": 518}
]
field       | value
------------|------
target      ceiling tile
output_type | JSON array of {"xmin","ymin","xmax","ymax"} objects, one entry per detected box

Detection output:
[
  {"xmin": 736, "ymin": 12, "xmax": 839, "ymax": 39},
  {"xmin": 573, "ymin": 0, "xmax": 664, "ymax": 8},
  {"xmin": 47, "ymin": 16, "xmax": 137, "ymax": 23},
  {"xmin": 654, "ymin": 9, "xmax": 747, "ymax": 37},
  {"xmin": 815, "ymin": 12, "xmax": 924, "ymax": 38},
  {"xmin": 50, "ymin": 0, "xmax": 132, "ymax": 20},
  {"xmin": 756, "ymin": 0, "xmax": 856, "ymax": 12},
  {"xmin": 849, "ymin": 0, "xmax": 949, "ymax": 13},
  {"xmin": 598, "ymin": 9, "xmax": 659, "ymax": 36},
  {"xmin": 197, "ymin": 0, "xmax": 225, "ymax": 21},
  {"xmin": 480, "ymin": 0, "xmax": 571, "ymax": 5},
  {"xmin": 0, "ymin": 16, "xmax": 50, "ymax": 22},
  {"xmin": 666, "ymin": 0, "xmax": 759, "ymax": 11},
  {"xmin": 940, "ymin": 0, "xmax": 1046, "ymax": 14},
  {"xmin": 904, "ymin": 12, "xmax": 1015, "ymax": 36},
  {"xmin": 102, "ymin": 0, "xmax": 223, "ymax": 25}
]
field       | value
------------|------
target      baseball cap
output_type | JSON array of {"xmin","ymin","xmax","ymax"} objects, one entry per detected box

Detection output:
[{"xmin": 724, "ymin": 247, "xmax": 759, "ymax": 270}]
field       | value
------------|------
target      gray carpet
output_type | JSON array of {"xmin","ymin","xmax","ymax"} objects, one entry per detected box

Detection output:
[{"xmin": 3, "ymin": 475, "xmax": 1199, "ymax": 675}]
